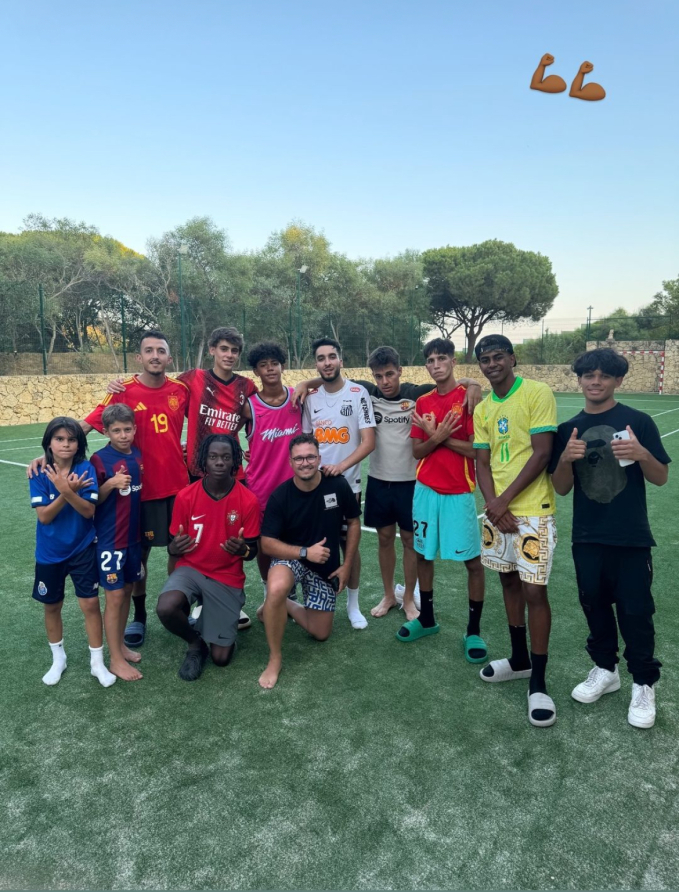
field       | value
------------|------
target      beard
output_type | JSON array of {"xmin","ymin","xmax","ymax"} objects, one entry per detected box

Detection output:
[{"xmin": 320, "ymin": 367, "xmax": 341, "ymax": 383}]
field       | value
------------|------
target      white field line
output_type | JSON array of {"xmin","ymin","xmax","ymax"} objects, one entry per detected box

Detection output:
[
  {"xmin": 661, "ymin": 428, "xmax": 679, "ymax": 439},
  {"xmin": 0, "ymin": 438, "xmax": 107, "ymax": 454},
  {"xmin": 556, "ymin": 399, "xmax": 679, "ymax": 406},
  {"xmin": 0, "ymin": 459, "xmax": 29, "ymax": 467}
]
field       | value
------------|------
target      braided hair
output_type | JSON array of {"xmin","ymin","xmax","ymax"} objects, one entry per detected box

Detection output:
[{"xmin": 197, "ymin": 434, "xmax": 242, "ymax": 476}]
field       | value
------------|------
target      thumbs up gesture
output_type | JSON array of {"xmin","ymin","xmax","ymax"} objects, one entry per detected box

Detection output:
[
  {"xmin": 307, "ymin": 537, "xmax": 330, "ymax": 564},
  {"xmin": 223, "ymin": 525, "xmax": 248, "ymax": 556},
  {"xmin": 170, "ymin": 523, "xmax": 197, "ymax": 555},
  {"xmin": 562, "ymin": 427, "xmax": 586, "ymax": 463}
]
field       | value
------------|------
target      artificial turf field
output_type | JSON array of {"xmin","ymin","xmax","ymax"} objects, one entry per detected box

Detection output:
[{"xmin": 1, "ymin": 392, "xmax": 678, "ymax": 892}]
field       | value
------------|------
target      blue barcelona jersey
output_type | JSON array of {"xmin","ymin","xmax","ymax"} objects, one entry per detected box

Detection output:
[
  {"xmin": 91, "ymin": 444, "xmax": 143, "ymax": 549},
  {"xmin": 30, "ymin": 460, "xmax": 99, "ymax": 563}
]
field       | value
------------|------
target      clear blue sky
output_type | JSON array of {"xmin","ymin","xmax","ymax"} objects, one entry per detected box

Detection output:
[{"xmin": 2, "ymin": 0, "xmax": 677, "ymax": 328}]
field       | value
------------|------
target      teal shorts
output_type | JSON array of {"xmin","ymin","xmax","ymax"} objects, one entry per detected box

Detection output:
[{"xmin": 412, "ymin": 482, "xmax": 481, "ymax": 561}]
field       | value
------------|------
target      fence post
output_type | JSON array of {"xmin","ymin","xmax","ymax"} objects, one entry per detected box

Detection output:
[
  {"xmin": 120, "ymin": 293, "xmax": 128, "ymax": 373},
  {"xmin": 541, "ymin": 319, "xmax": 545, "ymax": 363},
  {"xmin": 38, "ymin": 283, "xmax": 47, "ymax": 375}
]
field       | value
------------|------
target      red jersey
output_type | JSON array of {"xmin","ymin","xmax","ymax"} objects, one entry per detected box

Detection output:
[
  {"xmin": 179, "ymin": 369, "xmax": 257, "ymax": 478},
  {"xmin": 410, "ymin": 385, "xmax": 475, "ymax": 495},
  {"xmin": 85, "ymin": 375, "xmax": 189, "ymax": 502},
  {"xmin": 170, "ymin": 479, "xmax": 260, "ymax": 587}
]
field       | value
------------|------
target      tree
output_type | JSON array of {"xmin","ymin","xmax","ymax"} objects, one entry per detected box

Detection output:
[
  {"xmin": 421, "ymin": 240, "xmax": 558, "ymax": 361},
  {"xmin": 364, "ymin": 251, "xmax": 429, "ymax": 364}
]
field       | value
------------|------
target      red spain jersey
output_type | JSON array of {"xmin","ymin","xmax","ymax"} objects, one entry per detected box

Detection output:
[
  {"xmin": 179, "ymin": 369, "xmax": 256, "ymax": 478},
  {"xmin": 410, "ymin": 385, "xmax": 476, "ymax": 495},
  {"xmin": 170, "ymin": 479, "xmax": 261, "ymax": 587},
  {"xmin": 85, "ymin": 375, "xmax": 189, "ymax": 502}
]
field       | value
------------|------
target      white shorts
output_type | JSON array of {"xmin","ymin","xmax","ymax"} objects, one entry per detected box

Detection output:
[{"xmin": 481, "ymin": 515, "xmax": 557, "ymax": 586}]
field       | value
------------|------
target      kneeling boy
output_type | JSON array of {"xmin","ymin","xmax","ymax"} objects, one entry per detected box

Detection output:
[{"xmin": 156, "ymin": 434, "xmax": 260, "ymax": 681}]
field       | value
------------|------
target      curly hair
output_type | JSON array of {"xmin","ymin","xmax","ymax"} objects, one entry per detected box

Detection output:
[
  {"xmin": 247, "ymin": 341, "xmax": 287, "ymax": 369},
  {"xmin": 197, "ymin": 434, "xmax": 243, "ymax": 476}
]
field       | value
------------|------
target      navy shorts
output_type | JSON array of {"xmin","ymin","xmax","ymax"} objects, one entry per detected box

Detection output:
[
  {"xmin": 364, "ymin": 476, "xmax": 415, "ymax": 532},
  {"xmin": 33, "ymin": 542, "xmax": 99, "ymax": 604},
  {"xmin": 96, "ymin": 542, "xmax": 143, "ymax": 591}
]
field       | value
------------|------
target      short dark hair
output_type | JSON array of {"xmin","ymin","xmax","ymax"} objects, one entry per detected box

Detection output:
[
  {"xmin": 423, "ymin": 337, "xmax": 455, "ymax": 359},
  {"xmin": 138, "ymin": 329, "xmax": 169, "ymax": 351},
  {"xmin": 247, "ymin": 341, "xmax": 287, "ymax": 369},
  {"xmin": 102, "ymin": 404, "xmax": 135, "ymax": 428},
  {"xmin": 368, "ymin": 346, "xmax": 400, "ymax": 370},
  {"xmin": 289, "ymin": 433, "xmax": 320, "ymax": 454},
  {"xmin": 573, "ymin": 348, "xmax": 629, "ymax": 379},
  {"xmin": 208, "ymin": 326, "xmax": 244, "ymax": 353},
  {"xmin": 198, "ymin": 434, "xmax": 243, "ymax": 476},
  {"xmin": 42, "ymin": 416, "xmax": 88, "ymax": 468},
  {"xmin": 311, "ymin": 337, "xmax": 342, "ymax": 358}
]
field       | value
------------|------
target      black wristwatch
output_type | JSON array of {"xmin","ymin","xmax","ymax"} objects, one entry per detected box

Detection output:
[{"xmin": 299, "ymin": 547, "xmax": 308, "ymax": 560}]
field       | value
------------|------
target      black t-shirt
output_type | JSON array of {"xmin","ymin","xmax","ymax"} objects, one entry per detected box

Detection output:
[
  {"xmin": 358, "ymin": 381, "xmax": 435, "ymax": 401},
  {"xmin": 549, "ymin": 403, "xmax": 671, "ymax": 547},
  {"xmin": 261, "ymin": 474, "xmax": 361, "ymax": 579}
]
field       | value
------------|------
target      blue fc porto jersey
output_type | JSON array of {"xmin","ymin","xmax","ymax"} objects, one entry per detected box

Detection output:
[
  {"xmin": 90, "ymin": 444, "xmax": 143, "ymax": 549},
  {"xmin": 29, "ymin": 460, "xmax": 99, "ymax": 563}
]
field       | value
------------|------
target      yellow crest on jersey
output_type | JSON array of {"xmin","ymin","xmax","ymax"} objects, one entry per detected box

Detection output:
[{"xmin": 168, "ymin": 395, "xmax": 180, "ymax": 412}]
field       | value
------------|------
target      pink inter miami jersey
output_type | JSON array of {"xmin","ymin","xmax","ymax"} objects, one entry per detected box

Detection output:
[{"xmin": 246, "ymin": 388, "xmax": 303, "ymax": 515}]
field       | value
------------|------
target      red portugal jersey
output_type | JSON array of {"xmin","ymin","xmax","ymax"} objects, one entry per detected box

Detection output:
[
  {"xmin": 170, "ymin": 479, "xmax": 261, "ymax": 587},
  {"xmin": 410, "ymin": 385, "xmax": 476, "ymax": 495},
  {"xmin": 179, "ymin": 369, "xmax": 256, "ymax": 478},
  {"xmin": 85, "ymin": 375, "xmax": 189, "ymax": 502}
]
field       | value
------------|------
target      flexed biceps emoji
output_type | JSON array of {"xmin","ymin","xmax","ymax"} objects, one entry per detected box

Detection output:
[{"xmin": 530, "ymin": 54, "xmax": 606, "ymax": 101}]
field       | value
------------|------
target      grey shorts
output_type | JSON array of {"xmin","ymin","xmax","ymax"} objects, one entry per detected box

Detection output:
[{"xmin": 161, "ymin": 567, "xmax": 245, "ymax": 646}]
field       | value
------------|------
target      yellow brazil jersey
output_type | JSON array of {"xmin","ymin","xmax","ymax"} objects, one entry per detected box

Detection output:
[{"xmin": 473, "ymin": 377, "xmax": 557, "ymax": 516}]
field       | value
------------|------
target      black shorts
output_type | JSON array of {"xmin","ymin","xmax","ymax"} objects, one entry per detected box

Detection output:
[
  {"xmin": 33, "ymin": 542, "xmax": 99, "ymax": 604},
  {"xmin": 572, "ymin": 543, "xmax": 655, "ymax": 616},
  {"xmin": 364, "ymin": 477, "xmax": 415, "ymax": 532},
  {"xmin": 341, "ymin": 491, "xmax": 362, "ymax": 538},
  {"xmin": 141, "ymin": 496, "xmax": 176, "ymax": 549}
]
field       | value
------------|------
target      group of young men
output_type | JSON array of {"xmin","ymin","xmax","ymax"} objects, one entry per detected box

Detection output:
[{"xmin": 32, "ymin": 323, "xmax": 670, "ymax": 729}]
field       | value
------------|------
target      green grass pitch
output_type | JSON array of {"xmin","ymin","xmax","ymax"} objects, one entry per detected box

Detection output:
[{"xmin": 1, "ymin": 393, "xmax": 678, "ymax": 891}]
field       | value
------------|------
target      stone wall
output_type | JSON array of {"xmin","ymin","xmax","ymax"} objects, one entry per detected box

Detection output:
[
  {"xmin": 0, "ymin": 352, "xmax": 125, "ymax": 377},
  {"xmin": 3, "ymin": 349, "xmax": 677, "ymax": 427},
  {"xmin": 586, "ymin": 340, "xmax": 668, "ymax": 394}
]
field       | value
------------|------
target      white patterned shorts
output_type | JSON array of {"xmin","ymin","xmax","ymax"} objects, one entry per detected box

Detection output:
[{"xmin": 480, "ymin": 515, "xmax": 557, "ymax": 586}]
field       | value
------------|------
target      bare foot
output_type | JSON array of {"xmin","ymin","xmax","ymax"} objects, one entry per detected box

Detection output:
[
  {"xmin": 258, "ymin": 659, "xmax": 282, "ymax": 689},
  {"xmin": 403, "ymin": 603, "xmax": 420, "ymax": 623},
  {"xmin": 122, "ymin": 645, "xmax": 141, "ymax": 663},
  {"xmin": 110, "ymin": 659, "xmax": 143, "ymax": 682},
  {"xmin": 371, "ymin": 595, "xmax": 397, "ymax": 617},
  {"xmin": 256, "ymin": 602, "xmax": 265, "ymax": 623}
]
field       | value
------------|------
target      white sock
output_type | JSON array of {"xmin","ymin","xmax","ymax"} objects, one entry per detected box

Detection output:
[
  {"xmin": 261, "ymin": 579, "xmax": 267, "ymax": 599},
  {"xmin": 43, "ymin": 639, "xmax": 67, "ymax": 686},
  {"xmin": 89, "ymin": 645, "xmax": 117, "ymax": 688},
  {"xmin": 346, "ymin": 587, "xmax": 368, "ymax": 629}
]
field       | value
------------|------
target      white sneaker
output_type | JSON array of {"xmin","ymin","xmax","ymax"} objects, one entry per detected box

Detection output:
[
  {"xmin": 394, "ymin": 583, "xmax": 421, "ymax": 610},
  {"xmin": 188, "ymin": 604, "xmax": 203, "ymax": 627},
  {"xmin": 628, "ymin": 683, "xmax": 656, "ymax": 728},
  {"xmin": 571, "ymin": 666, "xmax": 621, "ymax": 704}
]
